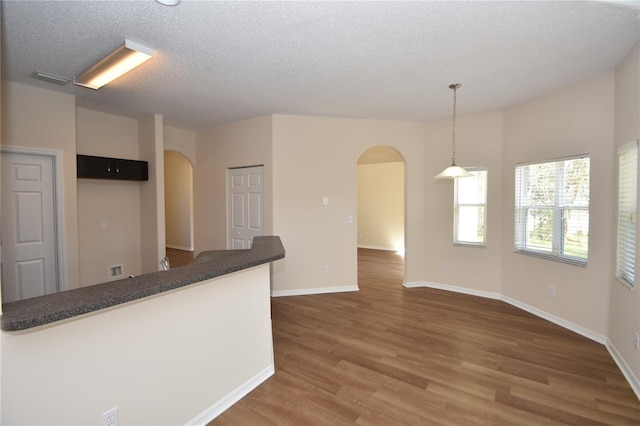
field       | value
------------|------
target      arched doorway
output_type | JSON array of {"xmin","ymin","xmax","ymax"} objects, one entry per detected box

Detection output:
[
  {"xmin": 164, "ymin": 150, "xmax": 194, "ymax": 266},
  {"xmin": 357, "ymin": 146, "xmax": 406, "ymax": 285}
]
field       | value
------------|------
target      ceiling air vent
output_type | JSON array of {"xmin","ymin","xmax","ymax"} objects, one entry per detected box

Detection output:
[{"xmin": 31, "ymin": 71, "xmax": 70, "ymax": 86}]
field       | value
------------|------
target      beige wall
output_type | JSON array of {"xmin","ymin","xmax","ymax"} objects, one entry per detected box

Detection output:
[
  {"xmin": 0, "ymin": 81, "xmax": 80, "ymax": 290},
  {"xmin": 76, "ymin": 108, "xmax": 142, "ymax": 285},
  {"xmin": 164, "ymin": 125, "xmax": 196, "ymax": 166},
  {"xmin": 611, "ymin": 41, "xmax": 640, "ymax": 382},
  {"xmin": 194, "ymin": 115, "xmax": 273, "ymax": 254},
  {"xmin": 1, "ymin": 265, "xmax": 274, "ymax": 425},
  {"xmin": 357, "ymin": 162, "xmax": 405, "ymax": 251},
  {"xmin": 422, "ymin": 111, "xmax": 504, "ymax": 295},
  {"xmin": 272, "ymin": 115, "xmax": 426, "ymax": 293},
  {"xmin": 164, "ymin": 150, "xmax": 193, "ymax": 250},
  {"xmin": 1, "ymin": 16, "xmax": 3, "ymax": 414},
  {"xmin": 139, "ymin": 115, "xmax": 166, "ymax": 273},
  {"xmin": 2, "ymin": 40, "xmax": 639, "ymax": 404},
  {"xmin": 164, "ymin": 125, "xmax": 196, "ymax": 252},
  {"xmin": 502, "ymin": 73, "xmax": 616, "ymax": 337}
]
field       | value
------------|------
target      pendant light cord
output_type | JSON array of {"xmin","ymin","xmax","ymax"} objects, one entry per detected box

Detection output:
[{"xmin": 450, "ymin": 83, "xmax": 460, "ymax": 166}]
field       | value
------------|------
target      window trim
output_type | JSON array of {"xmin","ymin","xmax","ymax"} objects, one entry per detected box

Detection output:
[
  {"xmin": 454, "ymin": 167, "xmax": 487, "ymax": 247},
  {"xmin": 616, "ymin": 140, "xmax": 637, "ymax": 289},
  {"xmin": 514, "ymin": 154, "xmax": 590, "ymax": 267}
]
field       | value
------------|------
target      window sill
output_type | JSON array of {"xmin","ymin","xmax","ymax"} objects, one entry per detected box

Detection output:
[
  {"xmin": 616, "ymin": 276, "xmax": 636, "ymax": 290},
  {"xmin": 454, "ymin": 242, "xmax": 486, "ymax": 248},
  {"xmin": 514, "ymin": 249, "xmax": 587, "ymax": 267}
]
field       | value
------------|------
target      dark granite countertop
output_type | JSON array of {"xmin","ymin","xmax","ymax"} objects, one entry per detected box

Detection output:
[{"xmin": 1, "ymin": 236, "xmax": 285, "ymax": 331}]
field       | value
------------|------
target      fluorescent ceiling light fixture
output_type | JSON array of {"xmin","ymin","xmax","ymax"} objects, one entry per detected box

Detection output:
[
  {"xmin": 74, "ymin": 39, "xmax": 153, "ymax": 90},
  {"xmin": 434, "ymin": 83, "xmax": 473, "ymax": 179},
  {"xmin": 155, "ymin": 0, "xmax": 181, "ymax": 5}
]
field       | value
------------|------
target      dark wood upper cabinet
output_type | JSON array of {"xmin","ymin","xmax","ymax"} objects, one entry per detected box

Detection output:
[{"xmin": 77, "ymin": 155, "xmax": 148, "ymax": 181}]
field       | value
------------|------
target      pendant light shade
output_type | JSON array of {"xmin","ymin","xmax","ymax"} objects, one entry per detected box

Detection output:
[
  {"xmin": 434, "ymin": 163, "xmax": 473, "ymax": 179},
  {"xmin": 434, "ymin": 83, "xmax": 472, "ymax": 179}
]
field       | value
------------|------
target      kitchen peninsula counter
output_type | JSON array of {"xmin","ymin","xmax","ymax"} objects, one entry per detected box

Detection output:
[{"xmin": 1, "ymin": 236, "xmax": 285, "ymax": 331}]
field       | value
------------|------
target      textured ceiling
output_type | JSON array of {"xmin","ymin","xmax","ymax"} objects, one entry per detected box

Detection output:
[{"xmin": 2, "ymin": 0, "xmax": 639, "ymax": 130}]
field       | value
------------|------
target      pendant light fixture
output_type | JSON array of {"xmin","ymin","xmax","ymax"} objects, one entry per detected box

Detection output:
[{"xmin": 434, "ymin": 83, "xmax": 472, "ymax": 179}]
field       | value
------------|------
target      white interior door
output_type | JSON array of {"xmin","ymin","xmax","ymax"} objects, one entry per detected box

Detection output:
[
  {"xmin": 227, "ymin": 166, "xmax": 264, "ymax": 249},
  {"xmin": 1, "ymin": 151, "xmax": 59, "ymax": 302}
]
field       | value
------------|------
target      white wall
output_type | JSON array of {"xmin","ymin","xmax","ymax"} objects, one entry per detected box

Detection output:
[
  {"xmin": 502, "ymin": 73, "xmax": 615, "ymax": 338},
  {"xmin": 357, "ymin": 162, "xmax": 405, "ymax": 251},
  {"xmin": 0, "ymin": 81, "xmax": 80, "ymax": 290},
  {"xmin": 611, "ymin": 41, "xmax": 640, "ymax": 386},
  {"xmin": 76, "ymin": 108, "xmax": 142, "ymax": 285},
  {"xmin": 1, "ymin": 265, "xmax": 274, "ymax": 425}
]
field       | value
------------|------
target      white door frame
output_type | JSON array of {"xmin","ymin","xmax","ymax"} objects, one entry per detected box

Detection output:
[{"xmin": 1, "ymin": 146, "xmax": 66, "ymax": 293}]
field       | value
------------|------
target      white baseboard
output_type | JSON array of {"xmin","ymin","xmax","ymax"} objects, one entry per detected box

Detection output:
[
  {"xmin": 606, "ymin": 339, "xmax": 640, "ymax": 400},
  {"xmin": 407, "ymin": 280, "xmax": 640, "ymax": 401},
  {"xmin": 272, "ymin": 285, "xmax": 359, "ymax": 297},
  {"xmin": 501, "ymin": 295, "xmax": 607, "ymax": 345},
  {"xmin": 358, "ymin": 244, "xmax": 396, "ymax": 251},
  {"xmin": 186, "ymin": 364, "xmax": 275, "ymax": 425},
  {"xmin": 166, "ymin": 244, "xmax": 194, "ymax": 251},
  {"xmin": 403, "ymin": 281, "xmax": 607, "ymax": 345},
  {"xmin": 270, "ymin": 280, "xmax": 639, "ymax": 401},
  {"xmin": 405, "ymin": 280, "xmax": 606, "ymax": 344},
  {"xmin": 404, "ymin": 280, "xmax": 501, "ymax": 300}
]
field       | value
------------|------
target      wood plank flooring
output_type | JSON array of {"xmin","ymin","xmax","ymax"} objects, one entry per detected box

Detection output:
[
  {"xmin": 211, "ymin": 248, "xmax": 640, "ymax": 425},
  {"xmin": 166, "ymin": 247, "xmax": 194, "ymax": 268}
]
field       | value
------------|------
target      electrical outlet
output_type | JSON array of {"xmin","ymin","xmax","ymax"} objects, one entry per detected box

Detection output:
[
  {"xmin": 323, "ymin": 265, "xmax": 329, "ymax": 273},
  {"xmin": 102, "ymin": 407, "xmax": 118, "ymax": 426},
  {"xmin": 548, "ymin": 286, "xmax": 556, "ymax": 298},
  {"xmin": 441, "ymin": 263, "xmax": 447, "ymax": 271},
  {"xmin": 634, "ymin": 332, "xmax": 639, "ymax": 350}
]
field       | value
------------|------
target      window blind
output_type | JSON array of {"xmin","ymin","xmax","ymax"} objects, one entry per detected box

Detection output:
[
  {"xmin": 514, "ymin": 155, "xmax": 590, "ymax": 266},
  {"xmin": 616, "ymin": 140, "xmax": 637, "ymax": 288}
]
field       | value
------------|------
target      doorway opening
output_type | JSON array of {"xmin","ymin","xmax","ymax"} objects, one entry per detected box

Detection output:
[
  {"xmin": 357, "ymin": 145, "xmax": 406, "ymax": 286},
  {"xmin": 164, "ymin": 150, "xmax": 194, "ymax": 267}
]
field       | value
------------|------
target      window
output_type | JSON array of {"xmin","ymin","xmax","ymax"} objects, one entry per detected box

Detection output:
[
  {"xmin": 514, "ymin": 155, "xmax": 590, "ymax": 266},
  {"xmin": 616, "ymin": 141, "xmax": 637, "ymax": 288},
  {"xmin": 454, "ymin": 168, "xmax": 487, "ymax": 246}
]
